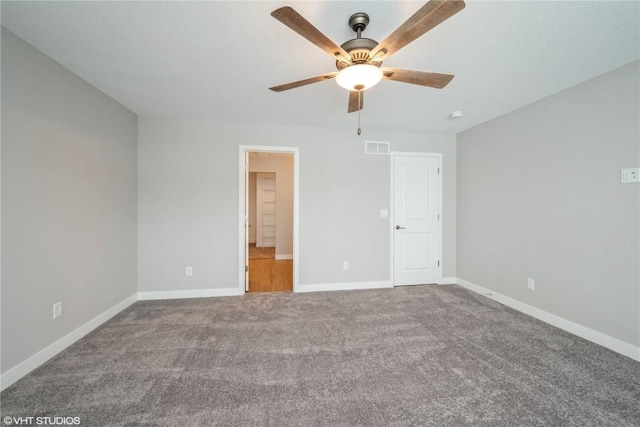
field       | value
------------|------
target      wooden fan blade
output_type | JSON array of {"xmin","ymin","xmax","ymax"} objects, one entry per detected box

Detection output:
[
  {"xmin": 269, "ymin": 72, "xmax": 338, "ymax": 92},
  {"xmin": 370, "ymin": 0, "xmax": 465, "ymax": 61},
  {"xmin": 271, "ymin": 7, "xmax": 351, "ymax": 63},
  {"xmin": 348, "ymin": 90, "xmax": 364, "ymax": 113},
  {"xmin": 382, "ymin": 68, "xmax": 454, "ymax": 89}
]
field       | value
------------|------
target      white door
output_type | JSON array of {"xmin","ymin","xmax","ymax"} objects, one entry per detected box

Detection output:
[
  {"xmin": 392, "ymin": 155, "xmax": 441, "ymax": 285},
  {"xmin": 256, "ymin": 172, "xmax": 276, "ymax": 248}
]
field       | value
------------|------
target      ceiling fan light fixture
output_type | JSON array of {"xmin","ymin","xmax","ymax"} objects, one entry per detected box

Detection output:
[{"xmin": 335, "ymin": 64, "xmax": 383, "ymax": 91}]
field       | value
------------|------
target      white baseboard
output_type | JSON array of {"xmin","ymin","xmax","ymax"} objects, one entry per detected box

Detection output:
[
  {"xmin": 455, "ymin": 277, "xmax": 640, "ymax": 362},
  {"xmin": 296, "ymin": 280, "xmax": 393, "ymax": 293},
  {"xmin": 137, "ymin": 287, "xmax": 242, "ymax": 300},
  {"xmin": 275, "ymin": 254, "xmax": 293, "ymax": 260},
  {"xmin": 0, "ymin": 293, "xmax": 138, "ymax": 391},
  {"xmin": 439, "ymin": 277, "xmax": 456, "ymax": 285}
]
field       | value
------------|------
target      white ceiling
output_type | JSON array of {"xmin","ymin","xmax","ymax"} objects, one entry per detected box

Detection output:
[{"xmin": 2, "ymin": 1, "xmax": 638, "ymax": 134}]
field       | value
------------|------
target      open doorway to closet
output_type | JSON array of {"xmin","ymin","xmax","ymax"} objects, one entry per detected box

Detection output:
[{"xmin": 239, "ymin": 146, "xmax": 299, "ymax": 294}]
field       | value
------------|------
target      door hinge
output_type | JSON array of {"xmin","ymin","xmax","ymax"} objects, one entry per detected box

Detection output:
[
  {"xmin": 437, "ymin": 214, "xmax": 440, "ymax": 221},
  {"xmin": 245, "ymin": 265, "xmax": 248, "ymax": 272},
  {"xmin": 437, "ymin": 260, "xmax": 440, "ymax": 267},
  {"xmin": 437, "ymin": 167, "xmax": 440, "ymax": 175}
]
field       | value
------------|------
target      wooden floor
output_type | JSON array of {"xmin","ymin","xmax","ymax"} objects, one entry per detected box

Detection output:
[
  {"xmin": 248, "ymin": 243, "xmax": 292, "ymax": 292},
  {"xmin": 248, "ymin": 243, "xmax": 275, "ymax": 259},
  {"xmin": 248, "ymin": 258, "xmax": 293, "ymax": 292}
]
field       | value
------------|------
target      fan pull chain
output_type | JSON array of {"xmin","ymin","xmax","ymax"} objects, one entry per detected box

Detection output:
[{"xmin": 357, "ymin": 90, "xmax": 362, "ymax": 135}]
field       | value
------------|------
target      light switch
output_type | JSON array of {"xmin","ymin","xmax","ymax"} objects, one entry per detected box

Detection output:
[{"xmin": 380, "ymin": 209, "xmax": 389, "ymax": 218}]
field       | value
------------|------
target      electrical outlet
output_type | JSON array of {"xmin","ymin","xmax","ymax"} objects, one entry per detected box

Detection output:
[
  {"xmin": 527, "ymin": 278, "xmax": 535, "ymax": 291},
  {"xmin": 53, "ymin": 302, "xmax": 62, "ymax": 319},
  {"xmin": 621, "ymin": 168, "xmax": 640, "ymax": 183},
  {"xmin": 186, "ymin": 266, "xmax": 193, "ymax": 276},
  {"xmin": 343, "ymin": 261, "xmax": 349, "ymax": 271}
]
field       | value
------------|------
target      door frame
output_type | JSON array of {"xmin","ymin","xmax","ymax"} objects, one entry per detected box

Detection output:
[
  {"xmin": 389, "ymin": 152, "xmax": 443, "ymax": 286},
  {"xmin": 238, "ymin": 145, "xmax": 299, "ymax": 294}
]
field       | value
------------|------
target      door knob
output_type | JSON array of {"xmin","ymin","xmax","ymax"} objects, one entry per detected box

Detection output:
[{"xmin": 395, "ymin": 225, "xmax": 406, "ymax": 230}]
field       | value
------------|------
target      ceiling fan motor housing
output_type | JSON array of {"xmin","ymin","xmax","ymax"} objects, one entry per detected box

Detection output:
[{"xmin": 336, "ymin": 13, "xmax": 381, "ymax": 70}]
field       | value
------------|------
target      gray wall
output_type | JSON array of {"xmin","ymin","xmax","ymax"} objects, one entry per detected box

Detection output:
[
  {"xmin": 1, "ymin": 28, "xmax": 138, "ymax": 373},
  {"xmin": 137, "ymin": 117, "xmax": 456, "ymax": 292},
  {"xmin": 457, "ymin": 61, "xmax": 640, "ymax": 346}
]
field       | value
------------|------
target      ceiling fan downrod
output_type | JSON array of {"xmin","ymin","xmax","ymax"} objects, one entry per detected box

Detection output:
[{"xmin": 349, "ymin": 13, "xmax": 369, "ymax": 39}]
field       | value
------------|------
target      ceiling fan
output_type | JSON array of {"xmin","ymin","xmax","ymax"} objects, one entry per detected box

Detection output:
[{"xmin": 269, "ymin": 0, "xmax": 466, "ymax": 114}]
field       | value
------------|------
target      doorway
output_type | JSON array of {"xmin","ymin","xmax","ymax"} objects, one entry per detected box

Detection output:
[
  {"xmin": 391, "ymin": 153, "xmax": 442, "ymax": 286},
  {"xmin": 239, "ymin": 146, "xmax": 299, "ymax": 294}
]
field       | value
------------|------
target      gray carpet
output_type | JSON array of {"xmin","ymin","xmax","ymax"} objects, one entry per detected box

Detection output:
[{"xmin": 2, "ymin": 285, "xmax": 639, "ymax": 426}]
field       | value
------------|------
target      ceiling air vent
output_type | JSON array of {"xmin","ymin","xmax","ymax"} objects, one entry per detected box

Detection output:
[{"xmin": 365, "ymin": 140, "xmax": 390, "ymax": 155}]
